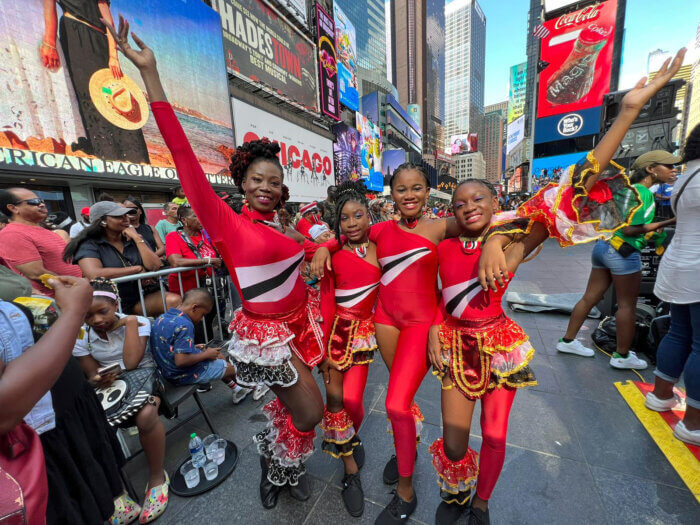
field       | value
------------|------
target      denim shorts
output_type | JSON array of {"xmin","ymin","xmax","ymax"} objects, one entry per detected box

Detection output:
[
  {"xmin": 178, "ymin": 358, "xmax": 227, "ymax": 385},
  {"xmin": 590, "ymin": 240, "xmax": 641, "ymax": 275}
]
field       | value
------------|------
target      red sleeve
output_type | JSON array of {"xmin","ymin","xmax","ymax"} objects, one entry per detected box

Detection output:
[
  {"xmin": 151, "ymin": 102, "xmax": 240, "ymax": 243},
  {"xmin": 164, "ymin": 231, "xmax": 184, "ymax": 258},
  {"xmin": 319, "ymin": 270, "xmax": 337, "ymax": 345},
  {"xmin": 319, "ymin": 237, "xmax": 342, "ymax": 254},
  {"xmin": 0, "ymin": 230, "xmax": 41, "ymax": 266},
  {"xmin": 296, "ymin": 218, "xmax": 312, "ymax": 238},
  {"xmin": 303, "ymin": 239, "xmax": 319, "ymax": 261},
  {"xmin": 368, "ymin": 221, "xmax": 389, "ymax": 243}
]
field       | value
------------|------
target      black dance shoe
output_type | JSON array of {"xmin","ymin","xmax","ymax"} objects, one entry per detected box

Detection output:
[
  {"xmin": 259, "ymin": 456, "xmax": 282, "ymax": 509},
  {"xmin": 435, "ymin": 500, "xmax": 468, "ymax": 524},
  {"xmin": 467, "ymin": 505, "xmax": 490, "ymax": 525},
  {"xmin": 374, "ymin": 490, "xmax": 417, "ymax": 524},
  {"xmin": 289, "ymin": 471, "xmax": 311, "ymax": 501},
  {"xmin": 383, "ymin": 455, "xmax": 398, "ymax": 484},
  {"xmin": 342, "ymin": 472, "xmax": 365, "ymax": 517},
  {"xmin": 352, "ymin": 436, "xmax": 365, "ymax": 470}
]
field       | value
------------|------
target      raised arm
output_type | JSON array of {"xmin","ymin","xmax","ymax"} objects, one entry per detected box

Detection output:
[{"xmin": 103, "ymin": 16, "xmax": 237, "ymax": 243}]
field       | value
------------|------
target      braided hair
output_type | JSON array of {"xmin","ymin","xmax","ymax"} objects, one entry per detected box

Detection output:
[
  {"xmin": 229, "ymin": 138, "xmax": 287, "ymax": 208},
  {"xmin": 333, "ymin": 180, "xmax": 369, "ymax": 243},
  {"xmin": 90, "ymin": 278, "xmax": 120, "ymax": 303},
  {"xmin": 453, "ymin": 178, "xmax": 497, "ymax": 200},
  {"xmin": 389, "ymin": 162, "xmax": 431, "ymax": 189}
]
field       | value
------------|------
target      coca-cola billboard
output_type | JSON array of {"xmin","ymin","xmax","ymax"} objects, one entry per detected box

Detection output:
[{"xmin": 537, "ymin": 0, "xmax": 618, "ymax": 119}]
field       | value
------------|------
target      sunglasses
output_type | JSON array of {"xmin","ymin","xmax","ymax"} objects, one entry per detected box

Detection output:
[
  {"xmin": 125, "ymin": 209, "xmax": 139, "ymax": 216},
  {"xmin": 14, "ymin": 198, "xmax": 45, "ymax": 207}
]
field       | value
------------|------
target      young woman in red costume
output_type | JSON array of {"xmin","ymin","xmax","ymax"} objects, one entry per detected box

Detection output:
[
  {"xmin": 427, "ymin": 49, "xmax": 686, "ymax": 525},
  {"xmin": 106, "ymin": 18, "xmax": 332, "ymax": 510},
  {"xmin": 313, "ymin": 165, "xmax": 466, "ymax": 524},
  {"xmin": 318, "ymin": 181, "xmax": 381, "ymax": 517}
]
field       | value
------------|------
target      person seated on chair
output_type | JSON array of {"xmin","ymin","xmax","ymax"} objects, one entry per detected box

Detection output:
[
  {"xmin": 150, "ymin": 288, "xmax": 245, "ymax": 404},
  {"xmin": 73, "ymin": 278, "xmax": 168, "ymax": 524}
]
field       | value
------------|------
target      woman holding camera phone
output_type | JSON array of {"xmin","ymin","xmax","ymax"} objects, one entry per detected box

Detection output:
[{"xmin": 557, "ymin": 150, "xmax": 679, "ymax": 369}]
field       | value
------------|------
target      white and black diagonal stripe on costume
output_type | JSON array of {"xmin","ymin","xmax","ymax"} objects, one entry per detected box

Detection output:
[
  {"xmin": 235, "ymin": 250, "xmax": 304, "ymax": 303},
  {"xmin": 335, "ymin": 282, "xmax": 380, "ymax": 308},
  {"xmin": 442, "ymin": 277, "xmax": 482, "ymax": 319},
  {"xmin": 379, "ymin": 247, "xmax": 431, "ymax": 286}
]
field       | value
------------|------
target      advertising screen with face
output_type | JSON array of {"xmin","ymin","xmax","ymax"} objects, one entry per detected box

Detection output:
[
  {"xmin": 0, "ymin": 0, "xmax": 233, "ymax": 184},
  {"xmin": 450, "ymin": 133, "xmax": 478, "ymax": 155},
  {"xmin": 537, "ymin": 0, "xmax": 618, "ymax": 119},
  {"xmin": 232, "ymin": 98, "xmax": 333, "ymax": 202},
  {"xmin": 211, "ymin": 0, "xmax": 318, "ymax": 113}
]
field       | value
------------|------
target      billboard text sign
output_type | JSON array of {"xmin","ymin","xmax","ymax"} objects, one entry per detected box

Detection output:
[
  {"xmin": 0, "ymin": 0, "xmax": 233, "ymax": 182},
  {"xmin": 232, "ymin": 98, "xmax": 333, "ymax": 202},
  {"xmin": 506, "ymin": 115, "xmax": 525, "ymax": 154},
  {"xmin": 537, "ymin": 0, "xmax": 618, "ymax": 119},
  {"xmin": 508, "ymin": 63, "xmax": 527, "ymax": 124},
  {"xmin": 212, "ymin": 0, "xmax": 319, "ymax": 112},
  {"xmin": 316, "ymin": 4, "xmax": 340, "ymax": 120}
]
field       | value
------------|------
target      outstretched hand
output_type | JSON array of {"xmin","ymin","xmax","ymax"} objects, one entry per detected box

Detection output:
[
  {"xmin": 621, "ymin": 48, "xmax": 686, "ymax": 113},
  {"xmin": 102, "ymin": 14, "xmax": 156, "ymax": 72}
]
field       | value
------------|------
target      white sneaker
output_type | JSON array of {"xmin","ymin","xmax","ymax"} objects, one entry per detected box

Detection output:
[
  {"xmin": 673, "ymin": 420, "xmax": 700, "ymax": 446},
  {"xmin": 231, "ymin": 385, "xmax": 252, "ymax": 404},
  {"xmin": 645, "ymin": 392, "xmax": 686, "ymax": 412},
  {"xmin": 556, "ymin": 339, "xmax": 595, "ymax": 357},
  {"xmin": 252, "ymin": 383, "xmax": 270, "ymax": 401},
  {"xmin": 609, "ymin": 351, "xmax": 648, "ymax": 370}
]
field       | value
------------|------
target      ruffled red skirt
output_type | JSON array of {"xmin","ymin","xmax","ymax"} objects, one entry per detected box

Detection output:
[
  {"xmin": 326, "ymin": 310, "xmax": 376, "ymax": 372},
  {"xmin": 435, "ymin": 314, "xmax": 537, "ymax": 400},
  {"xmin": 227, "ymin": 287, "xmax": 325, "ymax": 388}
]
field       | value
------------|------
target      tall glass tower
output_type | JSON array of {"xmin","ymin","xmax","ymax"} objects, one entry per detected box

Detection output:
[{"xmin": 445, "ymin": 0, "xmax": 486, "ymax": 148}]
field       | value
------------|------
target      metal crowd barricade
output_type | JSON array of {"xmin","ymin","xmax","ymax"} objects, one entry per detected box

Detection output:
[{"xmin": 112, "ymin": 264, "xmax": 237, "ymax": 341}]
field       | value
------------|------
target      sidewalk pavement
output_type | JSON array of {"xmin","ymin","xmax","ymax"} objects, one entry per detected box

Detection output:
[{"xmin": 122, "ymin": 240, "xmax": 699, "ymax": 524}]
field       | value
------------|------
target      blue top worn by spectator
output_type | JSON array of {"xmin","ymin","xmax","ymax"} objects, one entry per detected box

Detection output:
[
  {"xmin": 655, "ymin": 182, "xmax": 673, "ymax": 208},
  {"xmin": 151, "ymin": 289, "xmax": 231, "ymax": 385}
]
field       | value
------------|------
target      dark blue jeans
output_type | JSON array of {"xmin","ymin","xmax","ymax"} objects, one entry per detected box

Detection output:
[{"xmin": 654, "ymin": 302, "xmax": 700, "ymax": 409}]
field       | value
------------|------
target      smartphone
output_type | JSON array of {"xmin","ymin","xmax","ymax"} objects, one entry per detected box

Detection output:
[
  {"xmin": 204, "ymin": 338, "xmax": 224, "ymax": 349},
  {"xmin": 97, "ymin": 363, "xmax": 122, "ymax": 376}
]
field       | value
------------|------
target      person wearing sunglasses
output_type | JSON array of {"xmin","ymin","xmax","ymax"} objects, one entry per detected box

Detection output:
[
  {"xmin": 123, "ymin": 196, "xmax": 165, "ymax": 257},
  {"xmin": 63, "ymin": 201, "xmax": 180, "ymax": 316},
  {"xmin": 0, "ymin": 188, "xmax": 83, "ymax": 296}
]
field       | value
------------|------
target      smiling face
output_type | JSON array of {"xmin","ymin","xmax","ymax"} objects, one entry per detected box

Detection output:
[
  {"xmin": 123, "ymin": 201, "xmax": 140, "ymax": 225},
  {"xmin": 339, "ymin": 200, "xmax": 370, "ymax": 243},
  {"xmin": 390, "ymin": 169, "xmax": 429, "ymax": 218},
  {"xmin": 241, "ymin": 159, "xmax": 283, "ymax": 213},
  {"xmin": 452, "ymin": 181, "xmax": 499, "ymax": 236},
  {"xmin": 104, "ymin": 213, "xmax": 130, "ymax": 233}
]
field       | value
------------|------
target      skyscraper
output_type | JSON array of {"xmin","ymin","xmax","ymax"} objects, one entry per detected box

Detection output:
[
  {"xmin": 390, "ymin": 0, "xmax": 445, "ymax": 156},
  {"xmin": 445, "ymin": 0, "xmax": 486, "ymax": 151},
  {"xmin": 336, "ymin": 0, "xmax": 394, "ymax": 95},
  {"xmin": 482, "ymin": 101, "xmax": 507, "ymax": 183},
  {"xmin": 523, "ymin": 0, "xmax": 542, "ymax": 143}
]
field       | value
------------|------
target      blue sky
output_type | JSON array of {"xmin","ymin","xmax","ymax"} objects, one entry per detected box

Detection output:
[{"xmin": 446, "ymin": 0, "xmax": 700, "ymax": 106}]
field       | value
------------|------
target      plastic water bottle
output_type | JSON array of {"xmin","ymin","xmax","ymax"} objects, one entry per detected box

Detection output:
[{"xmin": 189, "ymin": 433, "xmax": 206, "ymax": 468}]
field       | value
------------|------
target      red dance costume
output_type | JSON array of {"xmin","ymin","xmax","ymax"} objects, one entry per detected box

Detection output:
[
  {"xmin": 429, "ymin": 238, "xmax": 536, "ymax": 505},
  {"xmin": 319, "ymin": 248, "xmax": 381, "ymax": 457},
  {"xmin": 152, "ymin": 102, "xmax": 323, "ymax": 486},
  {"xmin": 372, "ymin": 221, "xmax": 436, "ymax": 477}
]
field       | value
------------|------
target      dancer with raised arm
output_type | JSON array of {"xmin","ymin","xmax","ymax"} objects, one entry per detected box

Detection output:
[
  {"xmin": 105, "ymin": 17, "xmax": 330, "ymax": 510},
  {"xmin": 428, "ymin": 49, "xmax": 686, "ymax": 525}
]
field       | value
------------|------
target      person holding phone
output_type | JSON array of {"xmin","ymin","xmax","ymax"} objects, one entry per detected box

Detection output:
[
  {"xmin": 151, "ymin": 288, "xmax": 245, "ymax": 401},
  {"xmin": 73, "ymin": 279, "xmax": 169, "ymax": 524},
  {"xmin": 64, "ymin": 201, "xmax": 180, "ymax": 316}
]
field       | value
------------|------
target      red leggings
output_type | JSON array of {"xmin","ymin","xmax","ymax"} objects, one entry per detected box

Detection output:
[
  {"xmin": 442, "ymin": 386, "xmax": 516, "ymax": 500},
  {"xmin": 385, "ymin": 324, "xmax": 431, "ymax": 477},
  {"xmin": 342, "ymin": 364, "xmax": 370, "ymax": 430}
]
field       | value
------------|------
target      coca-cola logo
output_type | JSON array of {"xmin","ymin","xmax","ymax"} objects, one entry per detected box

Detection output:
[
  {"xmin": 554, "ymin": 4, "xmax": 602, "ymax": 30},
  {"xmin": 557, "ymin": 113, "xmax": 584, "ymax": 136}
]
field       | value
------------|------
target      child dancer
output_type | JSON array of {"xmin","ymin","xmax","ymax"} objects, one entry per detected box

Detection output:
[
  {"xmin": 319, "ymin": 181, "xmax": 381, "ymax": 517},
  {"xmin": 429, "ymin": 49, "xmax": 686, "ymax": 525}
]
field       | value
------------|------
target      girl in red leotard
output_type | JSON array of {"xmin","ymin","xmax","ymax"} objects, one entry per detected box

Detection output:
[
  {"xmin": 428, "ymin": 50, "xmax": 686, "ymax": 524},
  {"xmin": 319, "ymin": 181, "xmax": 381, "ymax": 518},
  {"xmin": 107, "ymin": 19, "xmax": 331, "ymax": 510},
  {"xmin": 313, "ymin": 164, "xmax": 465, "ymax": 524}
]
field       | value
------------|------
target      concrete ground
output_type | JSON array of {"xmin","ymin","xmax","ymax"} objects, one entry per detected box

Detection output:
[{"xmin": 122, "ymin": 240, "xmax": 700, "ymax": 524}]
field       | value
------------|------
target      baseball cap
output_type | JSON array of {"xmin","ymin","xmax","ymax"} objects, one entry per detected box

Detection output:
[
  {"xmin": 89, "ymin": 201, "xmax": 130, "ymax": 223},
  {"xmin": 309, "ymin": 224, "xmax": 330, "ymax": 240},
  {"xmin": 80, "ymin": 206, "xmax": 90, "ymax": 216},
  {"xmin": 631, "ymin": 150, "xmax": 682, "ymax": 173}
]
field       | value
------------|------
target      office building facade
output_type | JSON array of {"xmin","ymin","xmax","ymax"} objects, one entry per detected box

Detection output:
[
  {"xmin": 482, "ymin": 101, "xmax": 508, "ymax": 183},
  {"xmin": 453, "ymin": 151, "xmax": 486, "ymax": 181}
]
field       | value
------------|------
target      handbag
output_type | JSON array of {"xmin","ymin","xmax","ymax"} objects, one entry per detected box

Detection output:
[
  {"xmin": 94, "ymin": 366, "xmax": 164, "ymax": 427},
  {"xmin": 0, "ymin": 423, "xmax": 48, "ymax": 524}
]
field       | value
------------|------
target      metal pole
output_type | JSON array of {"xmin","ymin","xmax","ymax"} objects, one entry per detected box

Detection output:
[{"xmin": 137, "ymin": 279, "xmax": 147, "ymax": 317}]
